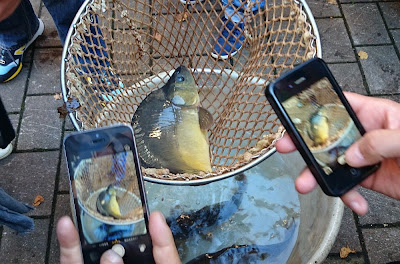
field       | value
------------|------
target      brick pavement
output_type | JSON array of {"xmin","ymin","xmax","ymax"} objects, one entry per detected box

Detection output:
[{"xmin": 0, "ymin": 0, "xmax": 399, "ymax": 263}]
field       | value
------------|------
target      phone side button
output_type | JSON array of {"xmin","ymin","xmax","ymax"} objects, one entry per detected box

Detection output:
[{"xmin": 112, "ymin": 244, "xmax": 126, "ymax": 257}]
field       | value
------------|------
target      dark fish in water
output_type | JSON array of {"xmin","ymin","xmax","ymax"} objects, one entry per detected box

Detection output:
[
  {"xmin": 166, "ymin": 174, "xmax": 247, "ymax": 240},
  {"xmin": 96, "ymin": 185, "xmax": 122, "ymax": 219},
  {"xmin": 186, "ymin": 219, "xmax": 298, "ymax": 264},
  {"xmin": 131, "ymin": 66, "xmax": 213, "ymax": 174}
]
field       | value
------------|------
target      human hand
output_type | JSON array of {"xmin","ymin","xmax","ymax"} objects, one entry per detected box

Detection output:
[
  {"xmin": 276, "ymin": 92, "xmax": 400, "ymax": 215},
  {"xmin": 57, "ymin": 211, "xmax": 181, "ymax": 264}
]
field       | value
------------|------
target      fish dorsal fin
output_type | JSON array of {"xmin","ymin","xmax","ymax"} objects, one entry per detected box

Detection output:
[{"xmin": 198, "ymin": 107, "xmax": 213, "ymax": 131}]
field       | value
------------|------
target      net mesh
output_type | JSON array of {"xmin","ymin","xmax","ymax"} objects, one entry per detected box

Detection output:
[{"xmin": 62, "ymin": 0, "xmax": 318, "ymax": 181}]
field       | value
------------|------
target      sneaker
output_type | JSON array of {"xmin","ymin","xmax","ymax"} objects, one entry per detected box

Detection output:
[
  {"xmin": 211, "ymin": 17, "xmax": 245, "ymax": 60},
  {"xmin": 0, "ymin": 143, "xmax": 12, "ymax": 160},
  {"xmin": 0, "ymin": 18, "xmax": 44, "ymax": 83}
]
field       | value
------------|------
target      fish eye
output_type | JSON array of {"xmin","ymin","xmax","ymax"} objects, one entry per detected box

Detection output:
[{"xmin": 176, "ymin": 76, "xmax": 185, "ymax": 82}]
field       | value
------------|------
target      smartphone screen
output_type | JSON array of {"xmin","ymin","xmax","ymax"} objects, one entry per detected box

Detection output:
[
  {"xmin": 280, "ymin": 76, "xmax": 362, "ymax": 176},
  {"xmin": 64, "ymin": 125, "xmax": 154, "ymax": 263},
  {"xmin": 267, "ymin": 58, "xmax": 379, "ymax": 196}
]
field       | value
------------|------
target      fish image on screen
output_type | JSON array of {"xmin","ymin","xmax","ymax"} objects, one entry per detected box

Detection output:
[
  {"xmin": 71, "ymin": 151, "xmax": 147, "ymax": 245},
  {"xmin": 281, "ymin": 77, "xmax": 361, "ymax": 175}
]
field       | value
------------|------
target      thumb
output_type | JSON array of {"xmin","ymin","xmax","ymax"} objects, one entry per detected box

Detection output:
[
  {"xmin": 149, "ymin": 211, "xmax": 181, "ymax": 264},
  {"xmin": 346, "ymin": 129, "xmax": 400, "ymax": 167},
  {"xmin": 100, "ymin": 250, "xmax": 124, "ymax": 264},
  {"xmin": 57, "ymin": 216, "xmax": 83, "ymax": 264}
]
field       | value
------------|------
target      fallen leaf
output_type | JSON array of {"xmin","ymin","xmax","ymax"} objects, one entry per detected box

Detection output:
[
  {"xmin": 53, "ymin": 93, "xmax": 63, "ymax": 100},
  {"xmin": 33, "ymin": 195, "xmax": 44, "ymax": 207},
  {"xmin": 57, "ymin": 103, "xmax": 69, "ymax": 118},
  {"xmin": 175, "ymin": 11, "xmax": 189, "ymax": 22},
  {"xmin": 154, "ymin": 32, "xmax": 162, "ymax": 42},
  {"xmin": 328, "ymin": 0, "xmax": 337, "ymax": 5},
  {"xmin": 358, "ymin": 50, "xmax": 368, "ymax": 60},
  {"xmin": 57, "ymin": 97, "xmax": 81, "ymax": 118},
  {"xmin": 340, "ymin": 246, "xmax": 356, "ymax": 258}
]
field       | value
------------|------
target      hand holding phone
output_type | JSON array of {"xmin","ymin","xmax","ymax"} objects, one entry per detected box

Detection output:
[
  {"xmin": 266, "ymin": 58, "xmax": 380, "ymax": 197},
  {"xmin": 64, "ymin": 125, "xmax": 155, "ymax": 263}
]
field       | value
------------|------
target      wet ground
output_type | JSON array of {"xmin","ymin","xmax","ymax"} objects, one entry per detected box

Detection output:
[{"xmin": 0, "ymin": 0, "xmax": 399, "ymax": 263}]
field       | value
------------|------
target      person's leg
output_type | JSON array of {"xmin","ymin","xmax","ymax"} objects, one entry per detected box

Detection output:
[
  {"xmin": 42, "ymin": 0, "xmax": 85, "ymax": 45},
  {"xmin": 0, "ymin": 0, "xmax": 44, "ymax": 83},
  {"xmin": 43, "ymin": 0, "xmax": 123, "ymax": 101},
  {"xmin": 212, "ymin": 0, "xmax": 265, "ymax": 60}
]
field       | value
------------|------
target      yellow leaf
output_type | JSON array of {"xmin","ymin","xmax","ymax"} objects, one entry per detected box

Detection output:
[
  {"xmin": 53, "ymin": 93, "xmax": 63, "ymax": 100},
  {"xmin": 340, "ymin": 246, "xmax": 356, "ymax": 258},
  {"xmin": 175, "ymin": 11, "xmax": 189, "ymax": 22},
  {"xmin": 328, "ymin": 0, "xmax": 337, "ymax": 5},
  {"xmin": 154, "ymin": 32, "xmax": 162, "ymax": 42},
  {"xmin": 358, "ymin": 50, "xmax": 368, "ymax": 60},
  {"xmin": 33, "ymin": 195, "xmax": 44, "ymax": 207}
]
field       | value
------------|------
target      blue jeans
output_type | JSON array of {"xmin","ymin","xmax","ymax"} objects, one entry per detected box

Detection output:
[
  {"xmin": 222, "ymin": 0, "xmax": 265, "ymax": 23},
  {"xmin": 0, "ymin": 0, "xmax": 85, "ymax": 50}
]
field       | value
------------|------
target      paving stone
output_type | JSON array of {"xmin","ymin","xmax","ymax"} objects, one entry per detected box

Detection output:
[
  {"xmin": 305, "ymin": 0, "xmax": 341, "ymax": 18},
  {"xmin": 64, "ymin": 116, "xmax": 76, "ymax": 131},
  {"xmin": 330, "ymin": 207, "xmax": 362, "ymax": 253},
  {"xmin": 362, "ymin": 227, "xmax": 400, "ymax": 263},
  {"xmin": 342, "ymin": 3, "xmax": 391, "ymax": 45},
  {"xmin": 48, "ymin": 194, "xmax": 73, "ymax": 264},
  {"xmin": 0, "ymin": 66, "xmax": 29, "ymax": 113},
  {"xmin": 0, "ymin": 151, "xmax": 58, "ymax": 216},
  {"xmin": 0, "ymin": 219, "xmax": 49, "ymax": 264},
  {"xmin": 356, "ymin": 46, "xmax": 400, "ymax": 95},
  {"xmin": 7, "ymin": 113, "xmax": 19, "ymax": 129},
  {"xmin": 23, "ymin": 48, "xmax": 34, "ymax": 63},
  {"xmin": 28, "ymin": 48, "xmax": 63, "ymax": 94},
  {"xmin": 392, "ymin": 29, "xmax": 400, "ymax": 50},
  {"xmin": 379, "ymin": 2, "xmax": 400, "ymax": 29},
  {"xmin": 316, "ymin": 18, "xmax": 355, "ymax": 63},
  {"xmin": 358, "ymin": 188, "xmax": 400, "ymax": 225},
  {"xmin": 328, "ymin": 63, "xmax": 367, "ymax": 94},
  {"xmin": 17, "ymin": 95, "xmax": 63, "ymax": 150},
  {"xmin": 37, "ymin": 5, "xmax": 62, "ymax": 47},
  {"xmin": 323, "ymin": 254, "xmax": 365, "ymax": 263}
]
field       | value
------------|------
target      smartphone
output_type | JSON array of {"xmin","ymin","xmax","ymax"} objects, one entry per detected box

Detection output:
[
  {"xmin": 0, "ymin": 97, "xmax": 15, "ymax": 149},
  {"xmin": 266, "ymin": 58, "xmax": 379, "ymax": 197},
  {"xmin": 64, "ymin": 125, "xmax": 155, "ymax": 263}
]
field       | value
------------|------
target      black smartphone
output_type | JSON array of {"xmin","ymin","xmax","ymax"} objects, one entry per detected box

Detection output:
[
  {"xmin": 0, "ymin": 97, "xmax": 15, "ymax": 149},
  {"xmin": 266, "ymin": 58, "xmax": 379, "ymax": 197},
  {"xmin": 64, "ymin": 125, "xmax": 155, "ymax": 263}
]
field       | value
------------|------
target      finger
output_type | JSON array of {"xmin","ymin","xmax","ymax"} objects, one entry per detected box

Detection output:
[
  {"xmin": 344, "ymin": 92, "xmax": 400, "ymax": 131},
  {"xmin": 100, "ymin": 250, "xmax": 124, "ymax": 264},
  {"xmin": 294, "ymin": 168, "xmax": 318, "ymax": 194},
  {"xmin": 57, "ymin": 216, "xmax": 83, "ymax": 264},
  {"xmin": 346, "ymin": 129, "xmax": 400, "ymax": 167},
  {"xmin": 340, "ymin": 188, "xmax": 369, "ymax": 216},
  {"xmin": 275, "ymin": 133, "xmax": 297, "ymax": 153},
  {"xmin": 149, "ymin": 211, "xmax": 181, "ymax": 264}
]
